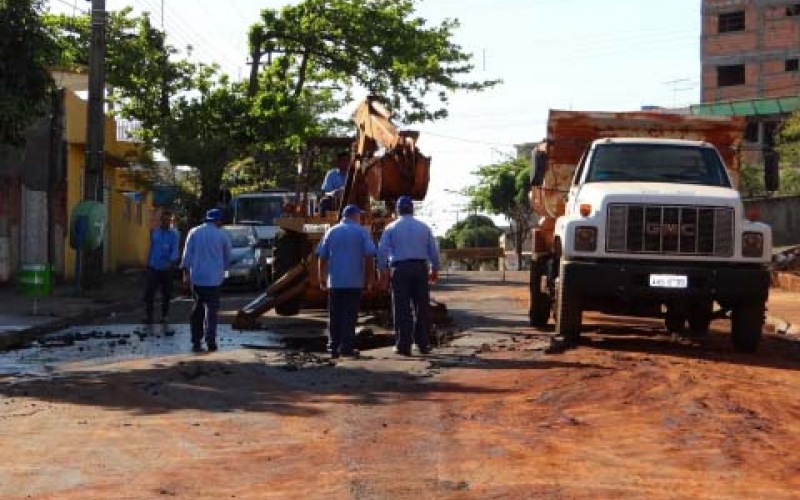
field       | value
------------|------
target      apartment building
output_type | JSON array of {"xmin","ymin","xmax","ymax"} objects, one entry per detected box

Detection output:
[{"xmin": 702, "ymin": 0, "xmax": 800, "ymax": 102}]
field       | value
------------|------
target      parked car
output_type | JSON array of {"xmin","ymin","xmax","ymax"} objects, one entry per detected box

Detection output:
[{"xmin": 222, "ymin": 225, "xmax": 271, "ymax": 290}]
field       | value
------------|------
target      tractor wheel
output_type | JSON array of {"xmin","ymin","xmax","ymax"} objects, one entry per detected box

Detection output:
[{"xmin": 273, "ymin": 230, "xmax": 309, "ymax": 316}]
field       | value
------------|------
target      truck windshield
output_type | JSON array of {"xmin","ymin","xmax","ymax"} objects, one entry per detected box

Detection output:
[
  {"xmin": 233, "ymin": 197, "xmax": 284, "ymax": 225},
  {"xmin": 585, "ymin": 144, "xmax": 731, "ymax": 187}
]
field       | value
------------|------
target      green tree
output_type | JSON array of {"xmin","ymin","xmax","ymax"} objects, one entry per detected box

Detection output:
[
  {"xmin": 0, "ymin": 0, "xmax": 58, "ymax": 147},
  {"xmin": 161, "ymin": 72, "xmax": 251, "ymax": 212},
  {"xmin": 444, "ymin": 215, "xmax": 502, "ymax": 270},
  {"xmin": 467, "ymin": 158, "xmax": 532, "ymax": 269},
  {"xmin": 775, "ymin": 112, "xmax": 800, "ymax": 196},
  {"xmin": 247, "ymin": 0, "xmax": 499, "ymax": 123}
]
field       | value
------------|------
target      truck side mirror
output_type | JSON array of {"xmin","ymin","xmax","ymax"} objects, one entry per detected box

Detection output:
[
  {"xmin": 764, "ymin": 150, "xmax": 780, "ymax": 193},
  {"xmin": 531, "ymin": 151, "xmax": 547, "ymax": 187}
]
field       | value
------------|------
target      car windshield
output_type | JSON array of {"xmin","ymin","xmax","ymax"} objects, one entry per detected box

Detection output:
[
  {"xmin": 585, "ymin": 144, "xmax": 731, "ymax": 187},
  {"xmin": 224, "ymin": 227, "xmax": 254, "ymax": 248},
  {"xmin": 233, "ymin": 196, "xmax": 284, "ymax": 225}
]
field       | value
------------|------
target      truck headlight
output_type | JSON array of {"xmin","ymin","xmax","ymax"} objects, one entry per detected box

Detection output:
[
  {"xmin": 742, "ymin": 232, "xmax": 764, "ymax": 258},
  {"xmin": 575, "ymin": 226, "xmax": 598, "ymax": 252}
]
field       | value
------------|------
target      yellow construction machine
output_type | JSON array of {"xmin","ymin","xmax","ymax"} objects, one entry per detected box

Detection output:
[{"xmin": 233, "ymin": 96, "xmax": 439, "ymax": 330}]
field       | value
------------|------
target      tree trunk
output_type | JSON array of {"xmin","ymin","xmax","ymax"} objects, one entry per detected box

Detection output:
[
  {"xmin": 198, "ymin": 165, "xmax": 225, "ymax": 217},
  {"xmin": 248, "ymin": 48, "xmax": 263, "ymax": 97}
]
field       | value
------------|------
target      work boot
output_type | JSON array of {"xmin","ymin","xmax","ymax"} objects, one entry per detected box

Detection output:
[
  {"xmin": 340, "ymin": 350, "xmax": 360, "ymax": 359},
  {"xmin": 393, "ymin": 346, "xmax": 411, "ymax": 357},
  {"xmin": 207, "ymin": 341, "xmax": 218, "ymax": 352},
  {"xmin": 191, "ymin": 343, "xmax": 204, "ymax": 353}
]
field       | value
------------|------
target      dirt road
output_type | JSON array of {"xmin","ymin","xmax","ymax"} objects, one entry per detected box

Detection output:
[{"xmin": 1, "ymin": 273, "xmax": 799, "ymax": 499}]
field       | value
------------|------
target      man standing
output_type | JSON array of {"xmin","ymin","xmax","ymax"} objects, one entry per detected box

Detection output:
[
  {"xmin": 181, "ymin": 208, "xmax": 232, "ymax": 353},
  {"xmin": 378, "ymin": 196, "xmax": 439, "ymax": 356},
  {"xmin": 143, "ymin": 210, "xmax": 180, "ymax": 324},
  {"xmin": 319, "ymin": 151, "xmax": 350, "ymax": 215},
  {"xmin": 316, "ymin": 204, "xmax": 376, "ymax": 359}
]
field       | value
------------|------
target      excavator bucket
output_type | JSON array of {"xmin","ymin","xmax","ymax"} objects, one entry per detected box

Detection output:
[{"xmin": 232, "ymin": 264, "xmax": 309, "ymax": 330}]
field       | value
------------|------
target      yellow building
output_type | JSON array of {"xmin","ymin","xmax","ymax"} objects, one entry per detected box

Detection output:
[{"xmin": 62, "ymin": 90, "xmax": 153, "ymax": 279}]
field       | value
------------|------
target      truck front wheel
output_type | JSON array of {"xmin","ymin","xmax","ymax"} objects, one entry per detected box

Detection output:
[
  {"xmin": 731, "ymin": 303, "xmax": 764, "ymax": 353},
  {"xmin": 555, "ymin": 261, "xmax": 582, "ymax": 347},
  {"xmin": 688, "ymin": 300, "xmax": 713, "ymax": 336},
  {"xmin": 529, "ymin": 257, "xmax": 552, "ymax": 327}
]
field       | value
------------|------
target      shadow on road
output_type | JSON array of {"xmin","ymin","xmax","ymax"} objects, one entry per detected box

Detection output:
[
  {"xmin": 0, "ymin": 358, "xmax": 516, "ymax": 416},
  {"xmin": 576, "ymin": 322, "xmax": 800, "ymax": 371}
]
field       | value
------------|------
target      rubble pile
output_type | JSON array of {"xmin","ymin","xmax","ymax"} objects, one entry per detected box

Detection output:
[{"xmin": 772, "ymin": 246, "xmax": 800, "ymax": 274}]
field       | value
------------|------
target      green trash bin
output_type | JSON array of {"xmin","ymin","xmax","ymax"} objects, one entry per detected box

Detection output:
[{"xmin": 17, "ymin": 264, "xmax": 53, "ymax": 298}]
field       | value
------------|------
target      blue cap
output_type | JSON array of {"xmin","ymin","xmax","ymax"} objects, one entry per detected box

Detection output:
[
  {"xmin": 396, "ymin": 195, "xmax": 414, "ymax": 211},
  {"xmin": 205, "ymin": 208, "xmax": 224, "ymax": 222},
  {"xmin": 342, "ymin": 204, "xmax": 364, "ymax": 218}
]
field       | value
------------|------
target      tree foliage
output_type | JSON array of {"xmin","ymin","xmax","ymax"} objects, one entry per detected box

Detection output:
[
  {"xmin": 247, "ymin": 0, "xmax": 499, "ymax": 123},
  {"xmin": 467, "ymin": 158, "xmax": 533, "ymax": 266},
  {"xmin": 0, "ymin": 0, "xmax": 58, "ymax": 147},
  {"xmin": 445, "ymin": 214, "xmax": 501, "ymax": 247},
  {"xmin": 44, "ymin": 7, "xmax": 196, "ymax": 145},
  {"xmin": 774, "ymin": 112, "xmax": 800, "ymax": 196},
  {"xmin": 161, "ymin": 73, "xmax": 250, "ymax": 211},
  {"xmin": 443, "ymin": 214, "xmax": 501, "ymax": 270}
]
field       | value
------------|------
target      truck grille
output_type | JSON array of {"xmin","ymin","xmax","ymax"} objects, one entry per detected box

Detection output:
[{"xmin": 606, "ymin": 204, "xmax": 734, "ymax": 257}]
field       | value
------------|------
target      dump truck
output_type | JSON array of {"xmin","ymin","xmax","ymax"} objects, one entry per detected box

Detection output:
[
  {"xmin": 528, "ymin": 110, "xmax": 773, "ymax": 352},
  {"xmin": 233, "ymin": 96, "xmax": 439, "ymax": 330}
]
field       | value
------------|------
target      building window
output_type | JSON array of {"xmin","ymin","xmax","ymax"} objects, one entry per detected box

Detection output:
[
  {"xmin": 717, "ymin": 64, "xmax": 746, "ymax": 86},
  {"xmin": 787, "ymin": 58, "xmax": 799, "ymax": 72},
  {"xmin": 787, "ymin": 4, "xmax": 800, "ymax": 16},
  {"xmin": 718, "ymin": 11, "xmax": 745, "ymax": 33}
]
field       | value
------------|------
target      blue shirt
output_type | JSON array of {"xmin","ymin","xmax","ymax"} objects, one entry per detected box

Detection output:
[
  {"xmin": 321, "ymin": 168, "xmax": 347, "ymax": 192},
  {"xmin": 378, "ymin": 215, "xmax": 440, "ymax": 271},
  {"xmin": 181, "ymin": 222, "xmax": 233, "ymax": 287},
  {"xmin": 147, "ymin": 227, "xmax": 180, "ymax": 271},
  {"xmin": 316, "ymin": 219, "xmax": 377, "ymax": 289}
]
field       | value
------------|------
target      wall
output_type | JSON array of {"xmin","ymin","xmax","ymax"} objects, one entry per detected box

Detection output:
[
  {"xmin": 701, "ymin": 0, "xmax": 800, "ymax": 102},
  {"xmin": 62, "ymin": 91, "xmax": 150, "ymax": 279},
  {"xmin": 744, "ymin": 195, "xmax": 800, "ymax": 247}
]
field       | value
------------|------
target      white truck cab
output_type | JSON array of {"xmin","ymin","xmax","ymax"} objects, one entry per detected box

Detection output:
[{"xmin": 529, "ymin": 113, "xmax": 773, "ymax": 352}]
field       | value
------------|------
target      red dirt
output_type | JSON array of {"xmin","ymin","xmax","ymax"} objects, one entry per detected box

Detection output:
[{"xmin": 1, "ymin": 274, "xmax": 799, "ymax": 500}]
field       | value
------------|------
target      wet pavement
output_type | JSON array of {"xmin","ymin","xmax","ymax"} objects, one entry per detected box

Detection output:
[{"xmin": 0, "ymin": 319, "xmax": 333, "ymax": 378}]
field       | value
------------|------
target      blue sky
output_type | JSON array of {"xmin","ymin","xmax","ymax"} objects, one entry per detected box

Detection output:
[{"xmin": 48, "ymin": 0, "xmax": 702, "ymax": 233}]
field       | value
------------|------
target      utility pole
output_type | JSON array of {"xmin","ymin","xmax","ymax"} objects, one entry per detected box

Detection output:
[{"xmin": 82, "ymin": 0, "xmax": 107, "ymax": 289}]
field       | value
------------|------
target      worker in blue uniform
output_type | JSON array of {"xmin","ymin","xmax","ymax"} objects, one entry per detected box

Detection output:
[{"xmin": 378, "ymin": 196, "xmax": 440, "ymax": 356}]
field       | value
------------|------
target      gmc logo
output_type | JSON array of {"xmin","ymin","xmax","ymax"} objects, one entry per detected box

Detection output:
[{"xmin": 646, "ymin": 223, "xmax": 695, "ymax": 237}]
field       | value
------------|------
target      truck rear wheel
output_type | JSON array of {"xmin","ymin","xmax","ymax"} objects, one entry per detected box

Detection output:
[
  {"xmin": 529, "ymin": 257, "xmax": 552, "ymax": 327},
  {"xmin": 555, "ymin": 261, "xmax": 582, "ymax": 347},
  {"xmin": 273, "ymin": 230, "xmax": 309, "ymax": 316},
  {"xmin": 731, "ymin": 303, "xmax": 764, "ymax": 353}
]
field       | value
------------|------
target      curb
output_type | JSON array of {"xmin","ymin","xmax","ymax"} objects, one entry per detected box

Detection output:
[{"xmin": 0, "ymin": 299, "xmax": 140, "ymax": 351}]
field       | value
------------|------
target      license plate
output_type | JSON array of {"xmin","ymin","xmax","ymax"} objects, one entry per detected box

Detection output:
[{"xmin": 649, "ymin": 274, "xmax": 688, "ymax": 289}]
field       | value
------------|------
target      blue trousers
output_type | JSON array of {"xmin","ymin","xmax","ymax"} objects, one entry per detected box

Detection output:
[
  {"xmin": 391, "ymin": 261, "xmax": 430, "ymax": 351},
  {"xmin": 190, "ymin": 285, "xmax": 221, "ymax": 345},
  {"xmin": 328, "ymin": 288, "xmax": 362, "ymax": 355},
  {"xmin": 143, "ymin": 268, "xmax": 173, "ymax": 319}
]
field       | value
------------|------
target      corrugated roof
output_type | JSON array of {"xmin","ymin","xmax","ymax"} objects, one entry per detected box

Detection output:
[{"xmin": 691, "ymin": 97, "xmax": 800, "ymax": 117}]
